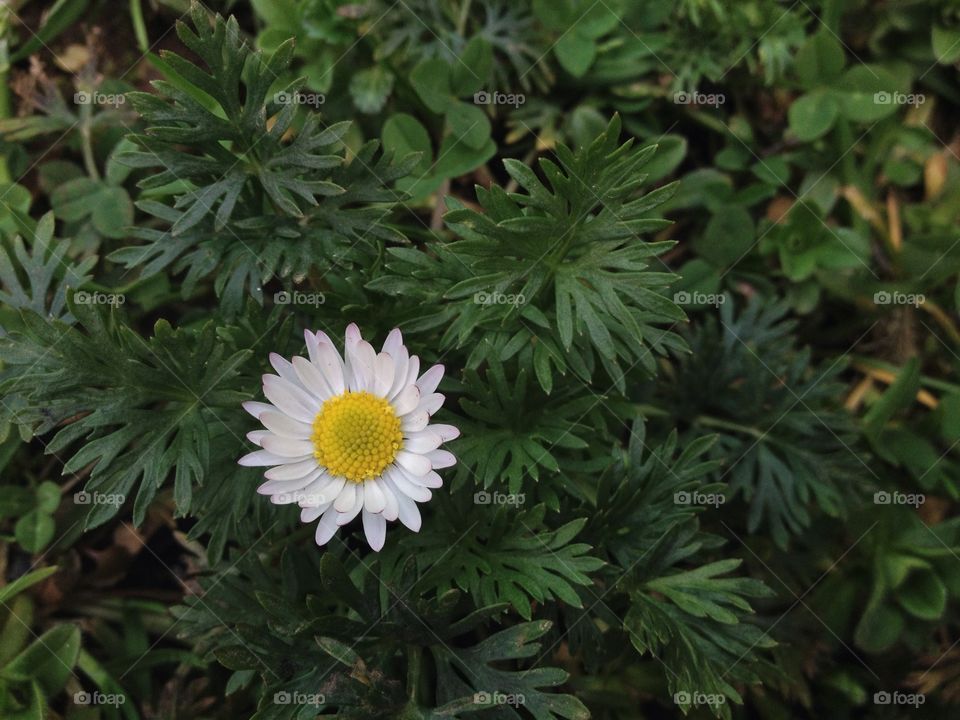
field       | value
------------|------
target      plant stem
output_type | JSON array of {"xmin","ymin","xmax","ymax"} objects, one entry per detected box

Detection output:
[
  {"xmin": 406, "ymin": 645, "xmax": 422, "ymax": 702},
  {"xmin": 80, "ymin": 103, "xmax": 101, "ymax": 181},
  {"xmin": 457, "ymin": 0, "xmax": 473, "ymax": 37}
]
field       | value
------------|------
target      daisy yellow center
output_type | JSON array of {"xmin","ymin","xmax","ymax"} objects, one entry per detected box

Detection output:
[{"xmin": 311, "ymin": 391, "xmax": 403, "ymax": 483}]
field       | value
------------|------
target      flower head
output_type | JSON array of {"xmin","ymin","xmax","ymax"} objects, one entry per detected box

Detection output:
[{"xmin": 239, "ymin": 324, "xmax": 458, "ymax": 551}]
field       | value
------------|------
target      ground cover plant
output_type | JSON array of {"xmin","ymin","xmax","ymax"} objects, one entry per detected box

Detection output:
[{"xmin": 0, "ymin": 0, "xmax": 958, "ymax": 718}]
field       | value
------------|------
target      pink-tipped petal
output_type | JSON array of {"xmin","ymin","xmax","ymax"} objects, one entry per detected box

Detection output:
[{"xmin": 417, "ymin": 364, "xmax": 444, "ymax": 395}]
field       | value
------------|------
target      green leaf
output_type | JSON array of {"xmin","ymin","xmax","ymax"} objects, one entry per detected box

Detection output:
[
  {"xmin": 415, "ymin": 116, "xmax": 683, "ymax": 390},
  {"xmin": 410, "ymin": 59, "xmax": 453, "ymax": 114},
  {"xmin": 836, "ymin": 65, "xmax": 901, "ymax": 122},
  {"xmin": 433, "ymin": 134, "xmax": 496, "ymax": 180},
  {"xmin": 450, "ymin": 37, "xmax": 492, "ymax": 96},
  {"xmin": 854, "ymin": 600, "xmax": 903, "ymax": 652},
  {"xmin": 50, "ymin": 177, "xmax": 102, "ymax": 222},
  {"xmin": 34, "ymin": 482, "xmax": 61, "ymax": 514},
  {"xmin": 794, "ymin": 31, "xmax": 845, "ymax": 89},
  {"xmin": 445, "ymin": 101, "xmax": 491, "ymax": 150},
  {"xmin": 694, "ymin": 206, "xmax": 755, "ymax": 266},
  {"xmin": 0, "ymin": 306, "xmax": 256, "ymax": 540},
  {"xmin": 895, "ymin": 569, "xmax": 947, "ymax": 620},
  {"xmin": 2, "ymin": 624, "xmax": 81, "ymax": 695},
  {"xmin": 416, "ymin": 509, "xmax": 603, "ymax": 619},
  {"xmin": 0, "ymin": 567, "xmax": 59, "ymax": 606},
  {"xmin": 555, "ymin": 31, "xmax": 596, "ymax": 77},
  {"xmin": 788, "ymin": 90, "xmax": 839, "ymax": 141},
  {"xmin": 0, "ymin": 182, "xmax": 33, "ymax": 236},
  {"xmin": 382, "ymin": 113, "xmax": 432, "ymax": 175},
  {"xmin": 933, "ymin": 25, "xmax": 960, "ymax": 64},
  {"xmin": 10, "ymin": 0, "xmax": 90, "ymax": 61},
  {"xmin": 349, "ymin": 66, "xmax": 395, "ymax": 114},
  {"xmin": 14, "ymin": 510, "xmax": 55, "ymax": 554},
  {"xmin": 433, "ymin": 620, "xmax": 590, "ymax": 720},
  {"xmin": 91, "ymin": 186, "xmax": 134, "ymax": 238},
  {"xmin": 863, "ymin": 358, "xmax": 920, "ymax": 440}
]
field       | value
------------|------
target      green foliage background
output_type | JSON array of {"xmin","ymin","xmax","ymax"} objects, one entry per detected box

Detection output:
[{"xmin": 0, "ymin": 0, "xmax": 958, "ymax": 718}]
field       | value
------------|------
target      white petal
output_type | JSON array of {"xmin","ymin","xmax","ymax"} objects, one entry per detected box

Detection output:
[
  {"xmin": 264, "ymin": 458, "xmax": 319, "ymax": 481},
  {"xmin": 260, "ymin": 411, "xmax": 312, "ymax": 439},
  {"xmin": 362, "ymin": 509, "xmax": 386, "ymax": 551},
  {"xmin": 395, "ymin": 466, "xmax": 442, "ymax": 488},
  {"xmin": 396, "ymin": 450, "xmax": 431, "ymax": 476},
  {"xmin": 343, "ymin": 324, "xmax": 367, "ymax": 391},
  {"xmin": 313, "ymin": 340, "xmax": 346, "ymax": 394},
  {"xmin": 363, "ymin": 478, "xmax": 386, "ymax": 514},
  {"xmin": 418, "ymin": 471, "xmax": 443, "ymax": 489},
  {"xmin": 261, "ymin": 435, "xmax": 315, "ymax": 458},
  {"xmin": 263, "ymin": 375, "xmax": 318, "ymax": 423},
  {"xmin": 299, "ymin": 476, "xmax": 346, "ymax": 506},
  {"xmin": 374, "ymin": 352, "xmax": 395, "ymax": 397},
  {"xmin": 239, "ymin": 449, "xmax": 303, "ymax": 467},
  {"xmin": 384, "ymin": 476, "xmax": 422, "ymax": 532},
  {"xmin": 381, "ymin": 481, "xmax": 399, "ymax": 521},
  {"xmin": 403, "ymin": 431, "xmax": 442, "ymax": 454},
  {"xmin": 315, "ymin": 506, "xmax": 340, "ymax": 546},
  {"xmin": 301, "ymin": 503, "xmax": 331, "ymax": 523},
  {"xmin": 382, "ymin": 328, "xmax": 403, "ymax": 356},
  {"xmin": 429, "ymin": 424, "xmax": 460, "ymax": 441},
  {"xmin": 426, "ymin": 449, "xmax": 456, "ymax": 469},
  {"xmin": 270, "ymin": 352, "xmax": 306, "ymax": 390},
  {"xmin": 417, "ymin": 364, "xmax": 444, "ymax": 395},
  {"xmin": 388, "ymin": 346, "xmax": 410, "ymax": 399},
  {"xmin": 242, "ymin": 401, "xmax": 274, "ymax": 419},
  {"xmin": 405, "ymin": 355, "xmax": 420, "ymax": 387},
  {"xmin": 402, "ymin": 410, "xmax": 430, "ymax": 432},
  {"xmin": 304, "ymin": 329, "xmax": 322, "ymax": 364},
  {"xmin": 246, "ymin": 430, "xmax": 270, "ymax": 447},
  {"xmin": 258, "ymin": 468, "xmax": 322, "ymax": 494},
  {"xmin": 337, "ymin": 485, "xmax": 364, "ymax": 525},
  {"xmin": 392, "ymin": 385, "xmax": 420, "ymax": 416},
  {"xmin": 385, "ymin": 466, "xmax": 431, "ymax": 502},
  {"xmin": 293, "ymin": 354, "xmax": 333, "ymax": 400},
  {"xmin": 349, "ymin": 340, "xmax": 377, "ymax": 392},
  {"xmin": 334, "ymin": 482, "xmax": 356, "ymax": 512},
  {"xmin": 418, "ymin": 392, "xmax": 445, "ymax": 415}
]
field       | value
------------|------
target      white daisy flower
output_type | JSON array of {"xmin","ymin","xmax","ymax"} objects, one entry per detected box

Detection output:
[{"xmin": 238, "ymin": 323, "xmax": 458, "ymax": 551}]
